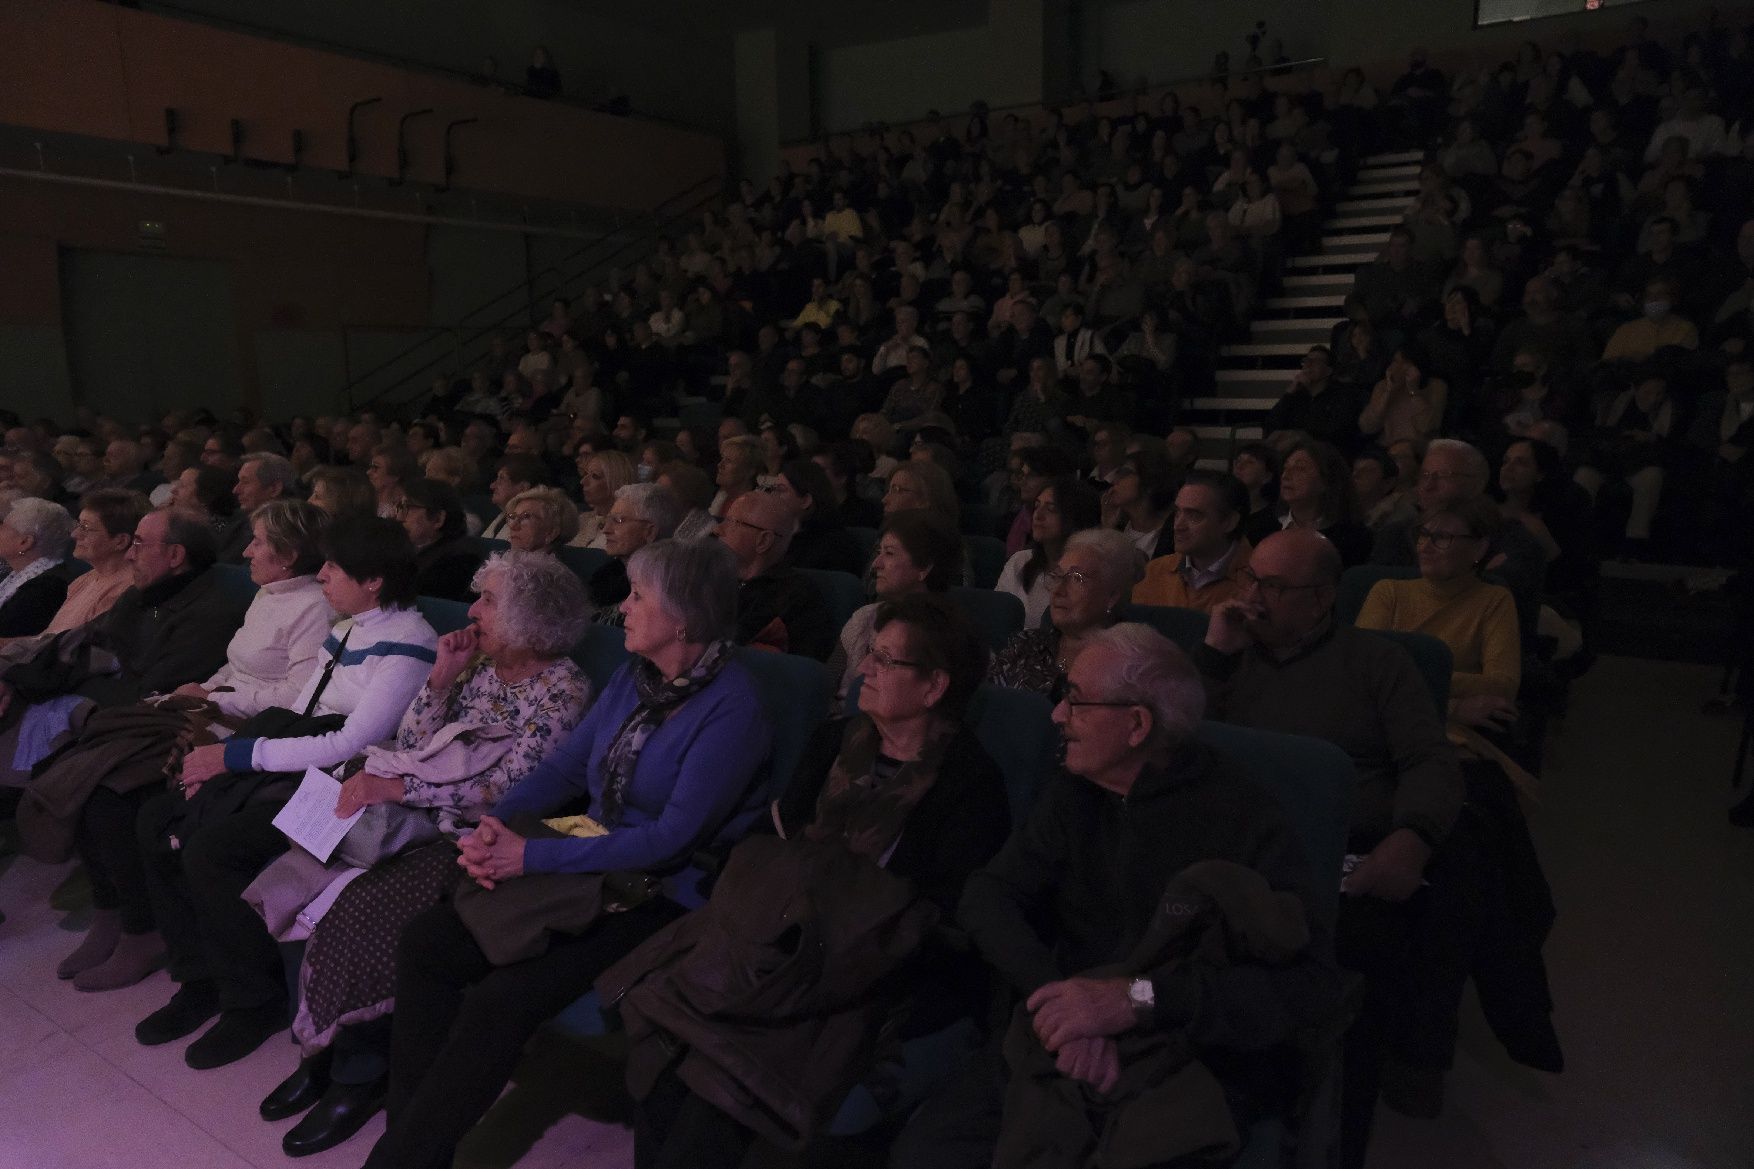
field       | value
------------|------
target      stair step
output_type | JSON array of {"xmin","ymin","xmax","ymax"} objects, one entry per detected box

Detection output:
[
  {"xmin": 1323, "ymin": 232, "xmax": 1390, "ymax": 249},
  {"xmin": 1187, "ymin": 397, "xmax": 1278, "ymax": 412},
  {"xmin": 1221, "ymin": 343, "xmax": 1313, "ymax": 358},
  {"xmin": 1362, "ymin": 149, "xmax": 1426, "ymax": 165},
  {"xmin": 1264, "ymin": 294, "xmax": 1347, "ymax": 309},
  {"xmin": 1324, "ymin": 213, "xmax": 1404, "ymax": 229},
  {"xmin": 1354, "ymin": 163, "xmax": 1422, "ymax": 180},
  {"xmin": 1215, "ymin": 368, "xmax": 1295, "ymax": 383},
  {"xmin": 1189, "ymin": 424, "xmax": 1264, "ymax": 441},
  {"xmin": 1347, "ymin": 180, "xmax": 1421, "ymax": 196},
  {"xmin": 1194, "ymin": 457, "xmax": 1233, "ymax": 470},
  {"xmin": 1252, "ymin": 317, "xmax": 1342, "ymax": 333},
  {"xmin": 1335, "ymin": 195, "xmax": 1415, "ymax": 213},
  {"xmin": 1287, "ymin": 251, "xmax": 1376, "ymax": 268},
  {"xmin": 1282, "ymin": 273, "xmax": 1356, "ymax": 288}
]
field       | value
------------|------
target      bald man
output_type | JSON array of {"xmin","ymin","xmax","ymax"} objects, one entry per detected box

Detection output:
[
  {"xmin": 713, "ymin": 491, "xmax": 834, "ymax": 661},
  {"xmin": 1198, "ymin": 528, "xmax": 1470, "ymax": 1162}
]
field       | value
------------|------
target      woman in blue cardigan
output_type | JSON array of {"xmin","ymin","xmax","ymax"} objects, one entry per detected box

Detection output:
[{"xmin": 361, "ymin": 538, "xmax": 774, "ymax": 1169}]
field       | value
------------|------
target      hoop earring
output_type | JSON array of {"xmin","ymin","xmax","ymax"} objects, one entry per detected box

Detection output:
[{"xmin": 675, "ymin": 626, "xmax": 688, "ymax": 643}]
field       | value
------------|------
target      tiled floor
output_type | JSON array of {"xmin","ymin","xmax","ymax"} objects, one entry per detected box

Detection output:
[{"xmin": 1, "ymin": 654, "xmax": 1750, "ymax": 1169}]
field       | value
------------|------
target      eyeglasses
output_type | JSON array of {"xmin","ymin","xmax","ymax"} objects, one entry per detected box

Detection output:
[
  {"xmin": 1060, "ymin": 691, "xmax": 1141, "ymax": 713},
  {"xmin": 719, "ymin": 516, "xmax": 774, "ymax": 536},
  {"xmin": 1044, "ymin": 567, "xmax": 1093, "ymax": 590},
  {"xmin": 73, "ymin": 522, "xmax": 108, "ymax": 535},
  {"xmin": 862, "ymin": 646, "xmax": 925, "ymax": 672},
  {"xmin": 504, "ymin": 512, "xmax": 544, "ymax": 526},
  {"xmin": 1237, "ymin": 567, "xmax": 1326, "ymax": 601},
  {"xmin": 130, "ymin": 536, "xmax": 177, "ymax": 549},
  {"xmin": 606, "ymin": 513, "xmax": 651, "ymax": 527},
  {"xmin": 1413, "ymin": 526, "xmax": 1478, "ymax": 549}
]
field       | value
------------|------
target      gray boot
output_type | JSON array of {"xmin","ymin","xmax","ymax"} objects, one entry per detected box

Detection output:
[
  {"xmin": 73, "ymin": 930, "xmax": 166, "ymax": 992},
  {"xmin": 56, "ymin": 909, "xmax": 121, "ymax": 980}
]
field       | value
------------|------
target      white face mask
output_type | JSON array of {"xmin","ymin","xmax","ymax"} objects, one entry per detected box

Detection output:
[
  {"xmin": 635, "ymin": 462, "xmax": 655, "ymax": 483},
  {"xmin": 1643, "ymin": 300, "xmax": 1671, "ymax": 320}
]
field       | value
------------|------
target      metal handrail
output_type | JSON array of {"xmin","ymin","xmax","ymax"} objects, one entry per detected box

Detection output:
[
  {"xmin": 347, "ymin": 177, "xmax": 724, "ymax": 412},
  {"xmin": 338, "ymin": 173, "xmax": 719, "ymax": 406},
  {"xmin": 785, "ymin": 55, "xmax": 1329, "ymax": 145}
]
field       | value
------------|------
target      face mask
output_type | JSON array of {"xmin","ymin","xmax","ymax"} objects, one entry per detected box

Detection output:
[
  {"xmin": 635, "ymin": 463, "xmax": 655, "ymax": 483},
  {"xmin": 1644, "ymin": 301, "xmax": 1671, "ymax": 319}
]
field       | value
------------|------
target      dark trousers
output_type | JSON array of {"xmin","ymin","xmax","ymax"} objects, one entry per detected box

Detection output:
[
  {"xmin": 634, "ymin": 1067, "xmax": 755, "ymax": 1169},
  {"xmin": 138, "ymin": 792, "xmax": 291, "ymax": 1011},
  {"xmin": 886, "ymin": 1041, "xmax": 1007, "ymax": 1169},
  {"xmin": 77, "ymin": 784, "xmax": 161, "ymax": 934},
  {"xmin": 362, "ymin": 895, "xmax": 682, "ymax": 1169}
]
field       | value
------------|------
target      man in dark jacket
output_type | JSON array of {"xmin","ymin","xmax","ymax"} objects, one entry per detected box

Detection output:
[
  {"xmin": 714, "ymin": 491, "xmax": 834, "ymax": 661},
  {"xmin": 892, "ymin": 624, "xmax": 1337, "ymax": 1168},
  {"xmin": 0, "ymin": 507, "xmax": 248, "ymax": 720},
  {"xmin": 1195, "ymin": 528, "xmax": 1465, "ymax": 1167}
]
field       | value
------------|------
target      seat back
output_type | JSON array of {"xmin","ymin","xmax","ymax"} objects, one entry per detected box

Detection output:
[
  {"xmin": 415, "ymin": 595, "xmax": 472, "ymax": 636},
  {"xmin": 949, "ymin": 587, "xmax": 1024, "ymax": 652},
  {"xmin": 846, "ymin": 526, "xmax": 879, "ymax": 569},
  {"xmin": 1336, "ymin": 564, "xmax": 1418, "ymax": 625},
  {"xmin": 459, "ymin": 535, "xmax": 509, "ymax": 562},
  {"xmin": 211, "ymin": 562, "xmax": 259, "ymax": 607},
  {"xmin": 556, "ymin": 544, "xmax": 611, "ymax": 584},
  {"xmin": 848, "ymin": 679, "xmax": 1058, "ymax": 829},
  {"xmin": 733, "ymin": 649, "xmax": 831, "ymax": 804},
  {"xmin": 1361, "ymin": 628, "xmax": 1453, "ymax": 715},
  {"xmin": 570, "ymin": 624, "xmax": 631, "ymax": 693},
  {"xmin": 1196, "ymin": 720, "xmax": 1355, "ymax": 929},
  {"xmin": 799, "ymin": 568, "xmax": 868, "ymax": 633},
  {"xmin": 964, "ymin": 535, "xmax": 1008, "ymax": 590},
  {"xmin": 1116, "ymin": 603, "xmax": 1210, "ymax": 654}
]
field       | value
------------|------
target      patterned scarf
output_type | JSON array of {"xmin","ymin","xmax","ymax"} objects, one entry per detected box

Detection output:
[
  {"xmin": 598, "ymin": 638, "xmax": 734, "ymax": 826},
  {"xmin": 806, "ymin": 713, "xmax": 955, "ymax": 861},
  {"xmin": 0, "ymin": 557, "xmax": 63, "ymax": 611}
]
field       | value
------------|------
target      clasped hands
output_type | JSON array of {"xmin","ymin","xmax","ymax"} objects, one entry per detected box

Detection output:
[
  {"xmin": 456, "ymin": 814, "xmax": 526, "ymax": 890},
  {"xmin": 1025, "ymin": 977, "xmax": 1137, "ymax": 1095}
]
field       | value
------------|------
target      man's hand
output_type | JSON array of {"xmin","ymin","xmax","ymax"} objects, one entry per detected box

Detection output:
[
  {"xmin": 1204, "ymin": 598, "xmax": 1263, "ymax": 655},
  {"xmin": 335, "ymin": 773, "xmax": 404, "ymax": 819},
  {"xmin": 172, "ymin": 683, "xmax": 210, "ymax": 700},
  {"xmin": 1342, "ymin": 827, "xmax": 1432, "ymax": 902},
  {"xmin": 1027, "ymin": 977, "xmax": 1136, "ymax": 1051},
  {"xmin": 1054, "ymin": 1035, "xmax": 1122, "ymax": 1095},
  {"xmin": 457, "ymin": 815, "xmax": 526, "ymax": 890}
]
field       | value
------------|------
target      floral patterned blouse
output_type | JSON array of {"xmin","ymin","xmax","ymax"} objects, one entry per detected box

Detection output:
[
  {"xmin": 986, "ymin": 628, "xmax": 1066, "ymax": 698},
  {"xmin": 395, "ymin": 655, "xmax": 593, "ymax": 836}
]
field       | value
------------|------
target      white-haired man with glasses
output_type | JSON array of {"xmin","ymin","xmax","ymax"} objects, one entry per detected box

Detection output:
[{"xmin": 892, "ymin": 622, "xmax": 1335, "ymax": 1169}]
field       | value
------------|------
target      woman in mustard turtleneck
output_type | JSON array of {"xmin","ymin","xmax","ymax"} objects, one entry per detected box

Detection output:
[{"xmin": 1356, "ymin": 495, "xmax": 1521, "ymax": 735}]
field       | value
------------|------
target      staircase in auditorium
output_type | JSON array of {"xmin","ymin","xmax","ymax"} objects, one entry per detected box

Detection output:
[{"xmin": 1183, "ymin": 149, "xmax": 1425, "ymax": 467}]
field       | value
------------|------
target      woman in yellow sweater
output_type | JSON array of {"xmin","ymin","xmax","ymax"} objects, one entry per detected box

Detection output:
[{"xmin": 1357, "ymin": 495, "xmax": 1520, "ymax": 736}]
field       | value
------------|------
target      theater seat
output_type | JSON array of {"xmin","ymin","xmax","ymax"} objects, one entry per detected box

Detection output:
[
  {"xmin": 1359, "ymin": 628, "xmax": 1453, "ymax": 715},
  {"xmin": 846, "ymin": 526, "xmax": 879, "ymax": 568},
  {"xmin": 799, "ymin": 568, "xmax": 868, "ymax": 632},
  {"xmin": 415, "ymin": 595, "xmax": 471, "ymax": 636},
  {"xmin": 949, "ymin": 587, "xmax": 1024, "ymax": 652},
  {"xmin": 556, "ymin": 544, "xmax": 610, "ymax": 583},
  {"xmin": 211, "ymin": 562, "xmax": 259, "ymax": 606},
  {"xmin": 459, "ymin": 535, "xmax": 509, "ymax": 560},
  {"xmin": 570, "ymin": 623, "xmax": 631, "ymax": 693},
  {"xmin": 1117, "ymin": 603, "xmax": 1210, "ymax": 654},
  {"xmin": 1336, "ymin": 565, "xmax": 1418, "ymax": 626},
  {"xmin": 964, "ymin": 535, "xmax": 1008, "ymax": 590}
]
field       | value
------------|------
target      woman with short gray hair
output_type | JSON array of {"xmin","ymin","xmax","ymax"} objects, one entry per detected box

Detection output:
[
  {"xmin": 0, "ymin": 496, "xmax": 80, "ymax": 637},
  {"xmin": 586, "ymin": 483, "xmax": 682, "ymax": 627},
  {"xmin": 361, "ymin": 536, "xmax": 773, "ymax": 1169},
  {"xmin": 988, "ymin": 527, "xmax": 1142, "ymax": 697},
  {"xmin": 263, "ymin": 548, "xmax": 596, "ymax": 1152}
]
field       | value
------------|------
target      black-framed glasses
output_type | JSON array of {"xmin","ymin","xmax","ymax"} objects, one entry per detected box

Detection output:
[
  {"xmin": 1413, "ymin": 526, "xmax": 1478, "ymax": 549},
  {"xmin": 1060, "ymin": 691, "xmax": 1141, "ymax": 712},
  {"xmin": 1237, "ymin": 567, "xmax": 1325, "ymax": 601}
]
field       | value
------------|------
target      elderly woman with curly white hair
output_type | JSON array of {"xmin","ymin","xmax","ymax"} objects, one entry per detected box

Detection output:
[
  {"xmin": 256, "ymin": 550, "xmax": 596, "ymax": 1157},
  {"xmin": 0, "ymin": 496, "xmax": 80, "ymax": 637}
]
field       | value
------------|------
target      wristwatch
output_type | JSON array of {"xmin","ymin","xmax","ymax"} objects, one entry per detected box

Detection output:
[{"xmin": 1127, "ymin": 977, "xmax": 1155, "ymax": 1026}]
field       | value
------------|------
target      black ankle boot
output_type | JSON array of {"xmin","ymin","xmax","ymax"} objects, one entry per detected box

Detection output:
[
  {"xmin": 261, "ymin": 1050, "xmax": 332, "ymax": 1121},
  {"xmin": 281, "ymin": 1078, "xmax": 387, "ymax": 1157}
]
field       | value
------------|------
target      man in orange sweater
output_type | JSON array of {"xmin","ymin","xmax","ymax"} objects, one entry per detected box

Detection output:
[{"xmin": 1131, "ymin": 470, "xmax": 1253, "ymax": 612}]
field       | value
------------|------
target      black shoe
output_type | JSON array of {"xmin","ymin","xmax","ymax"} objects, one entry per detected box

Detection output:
[
  {"xmin": 135, "ymin": 981, "xmax": 220, "ymax": 1047},
  {"xmin": 184, "ymin": 1002, "xmax": 288, "ymax": 1070},
  {"xmin": 261, "ymin": 1050, "xmax": 332, "ymax": 1121},
  {"xmin": 281, "ymin": 1079, "xmax": 386, "ymax": 1158}
]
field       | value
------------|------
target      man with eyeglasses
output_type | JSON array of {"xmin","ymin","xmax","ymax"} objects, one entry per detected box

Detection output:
[
  {"xmin": 0, "ymin": 508, "xmax": 248, "ymax": 780},
  {"xmin": 712, "ymin": 490, "xmax": 834, "ymax": 661},
  {"xmin": 1196, "ymin": 528, "xmax": 1461, "ymax": 1165},
  {"xmin": 893, "ymin": 623, "xmax": 1335, "ymax": 1169}
]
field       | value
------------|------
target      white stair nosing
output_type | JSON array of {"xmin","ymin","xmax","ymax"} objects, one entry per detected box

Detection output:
[
  {"xmin": 1362, "ymin": 150, "xmax": 1426, "ymax": 165},
  {"xmin": 1322, "ymin": 233, "xmax": 1391, "ymax": 248},
  {"xmin": 1215, "ymin": 368, "xmax": 1295, "ymax": 382},
  {"xmin": 1335, "ymin": 197, "xmax": 1415, "ymax": 213},
  {"xmin": 1282, "ymin": 273, "xmax": 1356, "ymax": 288},
  {"xmin": 1189, "ymin": 425, "xmax": 1264, "ymax": 440},
  {"xmin": 1323, "ymin": 214, "xmax": 1404, "ymax": 229},
  {"xmin": 1354, "ymin": 163, "xmax": 1422, "ymax": 180},
  {"xmin": 1252, "ymin": 317, "xmax": 1342, "ymax": 331},
  {"xmin": 1287, "ymin": 252, "xmax": 1377, "ymax": 268},
  {"xmin": 1221, "ymin": 343, "xmax": 1313, "ymax": 357},
  {"xmin": 1263, "ymin": 295, "xmax": 1347, "ymax": 309},
  {"xmin": 1187, "ymin": 397, "xmax": 1278, "ymax": 411},
  {"xmin": 1347, "ymin": 181, "xmax": 1421, "ymax": 196}
]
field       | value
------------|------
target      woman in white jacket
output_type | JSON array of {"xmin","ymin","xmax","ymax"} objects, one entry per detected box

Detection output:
[
  {"xmin": 59, "ymin": 500, "xmax": 336, "ymax": 992},
  {"xmin": 130, "ymin": 515, "xmax": 441, "ymax": 1071}
]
